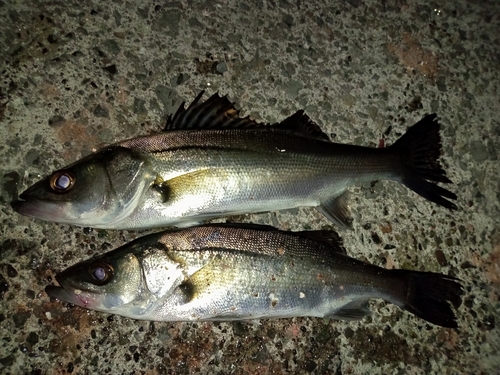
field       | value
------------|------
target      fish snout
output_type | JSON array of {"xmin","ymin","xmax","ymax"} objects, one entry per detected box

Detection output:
[
  {"xmin": 10, "ymin": 199, "xmax": 25, "ymax": 214},
  {"xmin": 46, "ymin": 274, "xmax": 97, "ymax": 308},
  {"xmin": 11, "ymin": 197, "xmax": 65, "ymax": 222}
]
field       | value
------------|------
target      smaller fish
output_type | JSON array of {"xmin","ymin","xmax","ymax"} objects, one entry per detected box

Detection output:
[{"xmin": 46, "ymin": 225, "xmax": 463, "ymax": 328}]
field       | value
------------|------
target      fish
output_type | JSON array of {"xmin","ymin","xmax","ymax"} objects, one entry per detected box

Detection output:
[
  {"xmin": 12, "ymin": 92, "xmax": 457, "ymax": 230},
  {"xmin": 45, "ymin": 224, "xmax": 463, "ymax": 327}
]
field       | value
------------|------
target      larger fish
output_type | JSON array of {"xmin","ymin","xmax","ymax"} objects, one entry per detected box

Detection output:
[
  {"xmin": 12, "ymin": 92, "xmax": 457, "ymax": 229},
  {"xmin": 45, "ymin": 225, "xmax": 463, "ymax": 327}
]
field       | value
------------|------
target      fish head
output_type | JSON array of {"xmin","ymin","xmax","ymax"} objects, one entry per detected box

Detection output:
[
  {"xmin": 46, "ymin": 249, "xmax": 144, "ymax": 313},
  {"xmin": 12, "ymin": 146, "xmax": 153, "ymax": 227}
]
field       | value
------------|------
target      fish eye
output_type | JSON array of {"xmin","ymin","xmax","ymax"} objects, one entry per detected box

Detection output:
[
  {"xmin": 49, "ymin": 171, "xmax": 76, "ymax": 193},
  {"xmin": 88, "ymin": 261, "xmax": 114, "ymax": 285}
]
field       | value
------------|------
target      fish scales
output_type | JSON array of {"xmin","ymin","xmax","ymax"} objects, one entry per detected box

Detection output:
[
  {"xmin": 155, "ymin": 227, "xmax": 387, "ymax": 320},
  {"xmin": 46, "ymin": 225, "xmax": 463, "ymax": 327},
  {"xmin": 115, "ymin": 129, "xmax": 399, "ymax": 229},
  {"xmin": 12, "ymin": 92, "xmax": 457, "ymax": 229}
]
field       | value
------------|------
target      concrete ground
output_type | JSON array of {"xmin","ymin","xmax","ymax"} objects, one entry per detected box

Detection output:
[{"xmin": 0, "ymin": 0, "xmax": 499, "ymax": 374}]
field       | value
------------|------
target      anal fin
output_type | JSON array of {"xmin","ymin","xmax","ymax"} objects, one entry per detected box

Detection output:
[
  {"xmin": 327, "ymin": 299, "xmax": 372, "ymax": 321},
  {"xmin": 317, "ymin": 191, "xmax": 353, "ymax": 230}
]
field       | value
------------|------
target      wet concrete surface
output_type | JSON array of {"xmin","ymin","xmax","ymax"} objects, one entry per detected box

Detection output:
[{"xmin": 0, "ymin": 0, "xmax": 499, "ymax": 374}]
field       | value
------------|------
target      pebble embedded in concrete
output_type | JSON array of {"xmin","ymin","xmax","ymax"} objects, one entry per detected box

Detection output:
[{"xmin": 0, "ymin": 1, "xmax": 499, "ymax": 374}]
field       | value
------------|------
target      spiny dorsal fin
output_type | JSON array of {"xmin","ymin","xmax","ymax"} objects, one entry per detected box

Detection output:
[
  {"xmin": 163, "ymin": 91, "xmax": 269, "ymax": 131},
  {"xmin": 164, "ymin": 92, "xmax": 332, "ymax": 141},
  {"xmin": 274, "ymin": 110, "xmax": 331, "ymax": 141}
]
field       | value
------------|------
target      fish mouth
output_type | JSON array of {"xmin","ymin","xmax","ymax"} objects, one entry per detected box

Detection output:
[
  {"xmin": 11, "ymin": 197, "xmax": 65, "ymax": 222},
  {"xmin": 45, "ymin": 285, "xmax": 82, "ymax": 305},
  {"xmin": 10, "ymin": 198, "xmax": 30, "ymax": 214},
  {"xmin": 45, "ymin": 275, "xmax": 96, "ymax": 308}
]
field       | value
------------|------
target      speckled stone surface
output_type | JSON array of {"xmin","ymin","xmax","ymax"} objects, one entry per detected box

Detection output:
[{"xmin": 0, "ymin": 0, "xmax": 499, "ymax": 374}]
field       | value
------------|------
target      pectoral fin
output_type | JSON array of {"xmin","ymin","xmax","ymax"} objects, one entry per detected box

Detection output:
[
  {"xmin": 151, "ymin": 175, "xmax": 170, "ymax": 203},
  {"xmin": 168, "ymin": 169, "xmax": 219, "ymax": 190},
  {"xmin": 151, "ymin": 170, "xmax": 216, "ymax": 205},
  {"xmin": 317, "ymin": 191, "xmax": 353, "ymax": 230}
]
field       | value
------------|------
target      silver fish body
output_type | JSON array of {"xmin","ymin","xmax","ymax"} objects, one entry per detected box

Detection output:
[
  {"xmin": 12, "ymin": 93, "xmax": 457, "ymax": 229},
  {"xmin": 46, "ymin": 225, "xmax": 462, "ymax": 327}
]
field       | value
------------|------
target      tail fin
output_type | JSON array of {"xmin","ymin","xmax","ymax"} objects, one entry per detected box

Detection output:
[
  {"xmin": 389, "ymin": 114, "xmax": 457, "ymax": 209},
  {"xmin": 389, "ymin": 270, "xmax": 463, "ymax": 328}
]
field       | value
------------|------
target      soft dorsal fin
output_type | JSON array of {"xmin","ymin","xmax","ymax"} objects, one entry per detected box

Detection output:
[
  {"xmin": 294, "ymin": 230, "xmax": 346, "ymax": 254},
  {"xmin": 274, "ymin": 110, "xmax": 331, "ymax": 141},
  {"xmin": 163, "ymin": 91, "xmax": 270, "ymax": 131}
]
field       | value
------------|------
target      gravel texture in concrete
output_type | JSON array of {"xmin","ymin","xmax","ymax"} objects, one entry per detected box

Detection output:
[{"xmin": 0, "ymin": 0, "xmax": 499, "ymax": 374}]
